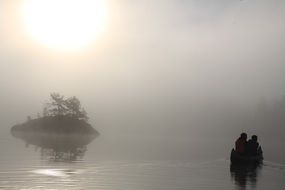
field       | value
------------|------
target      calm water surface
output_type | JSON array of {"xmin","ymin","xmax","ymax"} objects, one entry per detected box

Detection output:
[{"xmin": 0, "ymin": 130, "xmax": 284, "ymax": 190}]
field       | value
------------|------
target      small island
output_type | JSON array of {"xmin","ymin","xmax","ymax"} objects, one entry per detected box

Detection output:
[{"xmin": 11, "ymin": 93, "xmax": 99, "ymax": 136}]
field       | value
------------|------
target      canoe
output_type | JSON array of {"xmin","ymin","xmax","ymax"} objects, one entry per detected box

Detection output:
[{"xmin": 230, "ymin": 149, "xmax": 263, "ymax": 164}]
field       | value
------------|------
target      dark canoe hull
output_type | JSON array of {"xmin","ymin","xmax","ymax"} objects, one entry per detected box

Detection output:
[{"xmin": 230, "ymin": 149, "xmax": 263, "ymax": 164}]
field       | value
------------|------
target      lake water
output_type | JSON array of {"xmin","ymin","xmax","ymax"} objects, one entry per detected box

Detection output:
[{"xmin": 0, "ymin": 130, "xmax": 284, "ymax": 190}]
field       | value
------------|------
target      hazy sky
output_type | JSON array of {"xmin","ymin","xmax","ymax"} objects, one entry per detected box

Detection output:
[{"xmin": 0, "ymin": 0, "xmax": 285, "ymax": 138}]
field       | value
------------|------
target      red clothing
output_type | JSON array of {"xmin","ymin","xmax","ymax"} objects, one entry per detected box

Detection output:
[{"xmin": 235, "ymin": 138, "xmax": 246, "ymax": 154}]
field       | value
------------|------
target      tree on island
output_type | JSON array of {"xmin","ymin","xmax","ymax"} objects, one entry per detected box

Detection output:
[{"xmin": 43, "ymin": 93, "xmax": 88, "ymax": 121}]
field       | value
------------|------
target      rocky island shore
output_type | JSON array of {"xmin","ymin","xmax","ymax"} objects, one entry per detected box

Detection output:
[{"xmin": 11, "ymin": 93, "xmax": 98, "ymax": 136}]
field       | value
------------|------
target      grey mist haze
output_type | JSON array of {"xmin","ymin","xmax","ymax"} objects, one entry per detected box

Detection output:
[
  {"xmin": 0, "ymin": 0, "xmax": 285, "ymax": 145},
  {"xmin": 0, "ymin": 1, "xmax": 285, "ymax": 189}
]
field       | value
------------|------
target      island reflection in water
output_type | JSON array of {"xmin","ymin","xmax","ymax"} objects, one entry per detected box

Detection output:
[
  {"xmin": 11, "ymin": 130, "xmax": 97, "ymax": 162},
  {"xmin": 230, "ymin": 163, "xmax": 262, "ymax": 190}
]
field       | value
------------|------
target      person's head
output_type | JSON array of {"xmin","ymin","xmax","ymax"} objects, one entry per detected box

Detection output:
[
  {"xmin": 240, "ymin": 133, "xmax": 247, "ymax": 140},
  {"xmin": 251, "ymin": 135, "xmax": 258, "ymax": 142}
]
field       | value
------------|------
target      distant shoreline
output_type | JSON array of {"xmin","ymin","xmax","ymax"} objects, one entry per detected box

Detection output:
[{"xmin": 11, "ymin": 115, "xmax": 99, "ymax": 136}]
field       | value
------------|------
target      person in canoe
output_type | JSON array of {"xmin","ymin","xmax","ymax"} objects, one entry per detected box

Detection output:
[
  {"xmin": 235, "ymin": 133, "xmax": 247, "ymax": 155},
  {"xmin": 246, "ymin": 135, "xmax": 262, "ymax": 156},
  {"xmin": 231, "ymin": 133, "xmax": 263, "ymax": 164}
]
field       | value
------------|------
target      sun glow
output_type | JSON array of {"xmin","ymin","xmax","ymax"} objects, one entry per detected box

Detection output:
[{"xmin": 21, "ymin": 0, "xmax": 108, "ymax": 51}]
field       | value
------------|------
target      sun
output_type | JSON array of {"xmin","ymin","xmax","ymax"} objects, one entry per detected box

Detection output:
[{"xmin": 20, "ymin": 0, "xmax": 108, "ymax": 51}]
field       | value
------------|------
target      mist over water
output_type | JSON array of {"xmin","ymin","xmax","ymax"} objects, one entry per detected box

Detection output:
[{"xmin": 1, "ymin": 0, "xmax": 285, "ymax": 189}]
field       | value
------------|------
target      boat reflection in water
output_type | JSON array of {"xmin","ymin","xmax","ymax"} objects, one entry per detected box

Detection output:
[
  {"xmin": 230, "ymin": 163, "xmax": 262, "ymax": 190},
  {"xmin": 11, "ymin": 130, "xmax": 98, "ymax": 162}
]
